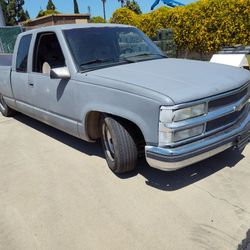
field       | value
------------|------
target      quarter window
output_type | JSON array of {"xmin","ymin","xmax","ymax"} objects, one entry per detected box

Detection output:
[{"xmin": 16, "ymin": 34, "xmax": 32, "ymax": 72}]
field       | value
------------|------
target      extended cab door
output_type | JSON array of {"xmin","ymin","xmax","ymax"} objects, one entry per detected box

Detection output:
[
  {"xmin": 11, "ymin": 34, "xmax": 32, "ymax": 111},
  {"xmin": 27, "ymin": 31, "xmax": 78, "ymax": 137}
]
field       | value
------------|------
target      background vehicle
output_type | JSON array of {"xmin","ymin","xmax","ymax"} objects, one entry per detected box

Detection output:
[{"xmin": 0, "ymin": 24, "xmax": 249, "ymax": 174}]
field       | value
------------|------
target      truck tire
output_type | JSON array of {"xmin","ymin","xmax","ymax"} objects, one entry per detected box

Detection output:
[
  {"xmin": 101, "ymin": 116, "xmax": 138, "ymax": 174},
  {"xmin": 0, "ymin": 93, "xmax": 15, "ymax": 117}
]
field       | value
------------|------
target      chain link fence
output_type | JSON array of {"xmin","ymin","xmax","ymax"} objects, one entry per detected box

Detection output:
[{"xmin": 0, "ymin": 26, "xmax": 23, "ymax": 54}]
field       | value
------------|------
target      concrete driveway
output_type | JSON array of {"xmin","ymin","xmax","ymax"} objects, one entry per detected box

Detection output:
[{"xmin": 0, "ymin": 113, "xmax": 250, "ymax": 250}]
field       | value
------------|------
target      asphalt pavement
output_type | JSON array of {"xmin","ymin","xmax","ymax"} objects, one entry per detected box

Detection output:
[{"xmin": 0, "ymin": 113, "xmax": 250, "ymax": 250}]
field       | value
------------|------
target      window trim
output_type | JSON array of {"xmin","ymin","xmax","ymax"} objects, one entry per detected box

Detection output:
[
  {"xmin": 32, "ymin": 31, "xmax": 66, "ymax": 74},
  {"xmin": 16, "ymin": 34, "xmax": 32, "ymax": 73}
]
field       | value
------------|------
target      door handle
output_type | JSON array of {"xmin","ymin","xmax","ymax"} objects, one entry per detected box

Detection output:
[{"xmin": 28, "ymin": 81, "xmax": 34, "ymax": 87}]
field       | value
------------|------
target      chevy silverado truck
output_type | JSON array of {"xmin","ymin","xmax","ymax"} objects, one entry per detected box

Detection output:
[{"xmin": 0, "ymin": 24, "xmax": 249, "ymax": 174}]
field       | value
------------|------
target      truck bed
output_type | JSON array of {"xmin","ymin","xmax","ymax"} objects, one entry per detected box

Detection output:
[
  {"xmin": 0, "ymin": 56, "xmax": 13, "ymax": 101},
  {"xmin": 0, "ymin": 54, "xmax": 12, "ymax": 66}
]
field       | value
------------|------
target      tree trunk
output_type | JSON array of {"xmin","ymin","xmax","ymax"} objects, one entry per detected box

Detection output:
[
  {"xmin": 102, "ymin": 0, "xmax": 106, "ymax": 21},
  {"xmin": 0, "ymin": 4, "xmax": 6, "ymax": 26}
]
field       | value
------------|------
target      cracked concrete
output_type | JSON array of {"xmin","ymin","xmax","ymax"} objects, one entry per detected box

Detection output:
[
  {"xmin": 194, "ymin": 184, "xmax": 250, "ymax": 215},
  {"xmin": 0, "ymin": 113, "xmax": 250, "ymax": 250}
]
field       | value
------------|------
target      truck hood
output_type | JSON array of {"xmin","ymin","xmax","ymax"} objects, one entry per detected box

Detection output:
[{"xmin": 89, "ymin": 58, "xmax": 250, "ymax": 104}]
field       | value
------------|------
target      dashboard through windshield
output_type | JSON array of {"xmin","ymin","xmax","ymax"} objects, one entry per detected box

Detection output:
[{"xmin": 63, "ymin": 26, "xmax": 165, "ymax": 71}]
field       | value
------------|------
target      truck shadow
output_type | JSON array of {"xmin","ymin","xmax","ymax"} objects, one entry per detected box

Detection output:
[
  {"xmin": 14, "ymin": 113, "xmax": 245, "ymax": 191},
  {"xmin": 14, "ymin": 114, "xmax": 104, "ymax": 158},
  {"xmin": 135, "ymin": 150, "xmax": 244, "ymax": 191}
]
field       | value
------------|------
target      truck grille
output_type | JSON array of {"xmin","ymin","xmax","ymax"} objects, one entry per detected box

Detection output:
[
  {"xmin": 206, "ymin": 106, "xmax": 247, "ymax": 132},
  {"xmin": 208, "ymin": 87, "xmax": 248, "ymax": 111},
  {"xmin": 206, "ymin": 83, "xmax": 249, "ymax": 134},
  {"xmin": 160, "ymin": 81, "xmax": 250, "ymax": 148}
]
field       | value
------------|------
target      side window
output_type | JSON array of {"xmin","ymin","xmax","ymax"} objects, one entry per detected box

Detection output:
[
  {"xmin": 33, "ymin": 32, "xmax": 66, "ymax": 74},
  {"xmin": 16, "ymin": 34, "xmax": 32, "ymax": 72}
]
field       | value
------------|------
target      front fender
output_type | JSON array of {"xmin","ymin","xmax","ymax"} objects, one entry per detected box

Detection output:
[{"xmin": 78, "ymin": 94, "xmax": 161, "ymax": 145}]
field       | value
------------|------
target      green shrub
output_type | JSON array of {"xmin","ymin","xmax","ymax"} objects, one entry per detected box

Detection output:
[
  {"xmin": 110, "ymin": 0, "xmax": 250, "ymax": 53},
  {"xmin": 89, "ymin": 16, "xmax": 106, "ymax": 23},
  {"xmin": 110, "ymin": 8, "xmax": 139, "ymax": 27},
  {"xmin": 37, "ymin": 9, "xmax": 60, "ymax": 18}
]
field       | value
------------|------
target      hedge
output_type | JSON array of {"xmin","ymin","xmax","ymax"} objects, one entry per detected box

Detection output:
[{"xmin": 110, "ymin": 0, "xmax": 250, "ymax": 53}]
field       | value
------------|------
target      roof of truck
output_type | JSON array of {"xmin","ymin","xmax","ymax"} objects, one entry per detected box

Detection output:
[{"xmin": 21, "ymin": 23, "xmax": 132, "ymax": 36}]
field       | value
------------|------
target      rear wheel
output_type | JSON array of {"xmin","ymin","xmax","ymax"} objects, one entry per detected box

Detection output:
[
  {"xmin": 101, "ymin": 116, "xmax": 138, "ymax": 174},
  {"xmin": 0, "ymin": 93, "xmax": 15, "ymax": 117}
]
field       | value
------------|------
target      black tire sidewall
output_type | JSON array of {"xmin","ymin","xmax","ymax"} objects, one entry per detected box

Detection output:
[
  {"xmin": 101, "ymin": 118, "xmax": 118, "ymax": 172},
  {"xmin": 100, "ymin": 116, "xmax": 138, "ymax": 174}
]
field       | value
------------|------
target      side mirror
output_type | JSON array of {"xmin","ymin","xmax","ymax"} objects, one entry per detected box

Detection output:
[{"xmin": 50, "ymin": 67, "xmax": 71, "ymax": 79}]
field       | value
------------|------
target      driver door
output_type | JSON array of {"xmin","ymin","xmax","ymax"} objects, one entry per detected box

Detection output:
[{"xmin": 28, "ymin": 32, "xmax": 78, "ymax": 136}]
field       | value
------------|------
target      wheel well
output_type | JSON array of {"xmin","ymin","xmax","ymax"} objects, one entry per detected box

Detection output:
[
  {"xmin": 85, "ymin": 111, "xmax": 145, "ymax": 150},
  {"xmin": 85, "ymin": 111, "xmax": 102, "ymax": 140}
]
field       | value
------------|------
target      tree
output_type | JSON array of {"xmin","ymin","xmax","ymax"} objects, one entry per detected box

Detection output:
[
  {"xmin": 118, "ymin": 0, "xmax": 125, "ymax": 7},
  {"xmin": 89, "ymin": 16, "xmax": 106, "ymax": 23},
  {"xmin": 124, "ymin": 0, "xmax": 142, "ymax": 14},
  {"xmin": 25, "ymin": 9, "xmax": 30, "ymax": 19},
  {"xmin": 39, "ymin": 0, "xmax": 58, "ymax": 18},
  {"xmin": 37, "ymin": 9, "xmax": 60, "ymax": 18},
  {"xmin": 110, "ymin": 8, "xmax": 139, "ymax": 26},
  {"xmin": 0, "ymin": 0, "xmax": 7, "ymax": 24},
  {"xmin": 73, "ymin": 0, "xmax": 79, "ymax": 14},
  {"xmin": 0, "ymin": 2, "xmax": 5, "ymax": 25},
  {"xmin": 37, "ymin": 0, "xmax": 59, "ymax": 18},
  {"xmin": 18, "ymin": 8, "xmax": 29, "ymax": 21},
  {"xmin": 46, "ymin": 0, "xmax": 56, "ymax": 11},
  {"xmin": 0, "ymin": 0, "xmax": 29, "ymax": 25},
  {"xmin": 101, "ymin": 0, "xmax": 106, "ymax": 21},
  {"xmin": 112, "ymin": 0, "xmax": 250, "ymax": 54}
]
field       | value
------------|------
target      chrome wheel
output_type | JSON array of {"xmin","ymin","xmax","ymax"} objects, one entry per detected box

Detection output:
[{"xmin": 102, "ymin": 123, "xmax": 115, "ymax": 161}]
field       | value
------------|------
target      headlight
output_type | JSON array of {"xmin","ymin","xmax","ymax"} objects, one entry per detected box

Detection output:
[
  {"xmin": 174, "ymin": 125, "xmax": 204, "ymax": 142},
  {"xmin": 159, "ymin": 103, "xmax": 207, "ymax": 146},
  {"xmin": 173, "ymin": 103, "xmax": 206, "ymax": 122},
  {"xmin": 160, "ymin": 103, "xmax": 207, "ymax": 123}
]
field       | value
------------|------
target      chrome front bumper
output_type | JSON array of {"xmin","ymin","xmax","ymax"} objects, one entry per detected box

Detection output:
[{"xmin": 145, "ymin": 109, "xmax": 250, "ymax": 171}]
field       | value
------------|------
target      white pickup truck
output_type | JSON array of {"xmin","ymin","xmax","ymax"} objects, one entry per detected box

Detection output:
[{"xmin": 0, "ymin": 24, "xmax": 249, "ymax": 174}]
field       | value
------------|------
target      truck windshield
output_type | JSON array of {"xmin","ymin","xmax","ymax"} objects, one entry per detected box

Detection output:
[{"xmin": 63, "ymin": 27, "xmax": 165, "ymax": 71}]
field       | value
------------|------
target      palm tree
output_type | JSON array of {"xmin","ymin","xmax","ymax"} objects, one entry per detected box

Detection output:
[
  {"xmin": 73, "ymin": 0, "xmax": 79, "ymax": 14},
  {"xmin": 101, "ymin": 0, "xmax": 106, "ymax": 21}
]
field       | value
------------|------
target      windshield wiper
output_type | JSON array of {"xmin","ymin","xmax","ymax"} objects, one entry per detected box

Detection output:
[
  {"xmin": 121, "ymin": 53, "xmax": 167, "ymax": 62},
  {"xmin": 80, "ymin": 58, "xmax": 114, "ymax": 67}
]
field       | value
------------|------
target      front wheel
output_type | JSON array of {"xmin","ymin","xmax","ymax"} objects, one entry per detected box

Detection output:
[
  {"xmin": 101, "ymin": 116, "xmax": 138, "ymax": 174},
  {"xmin": 0, "ymin": 93, "xmax": 15, "ymax": 117}
]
